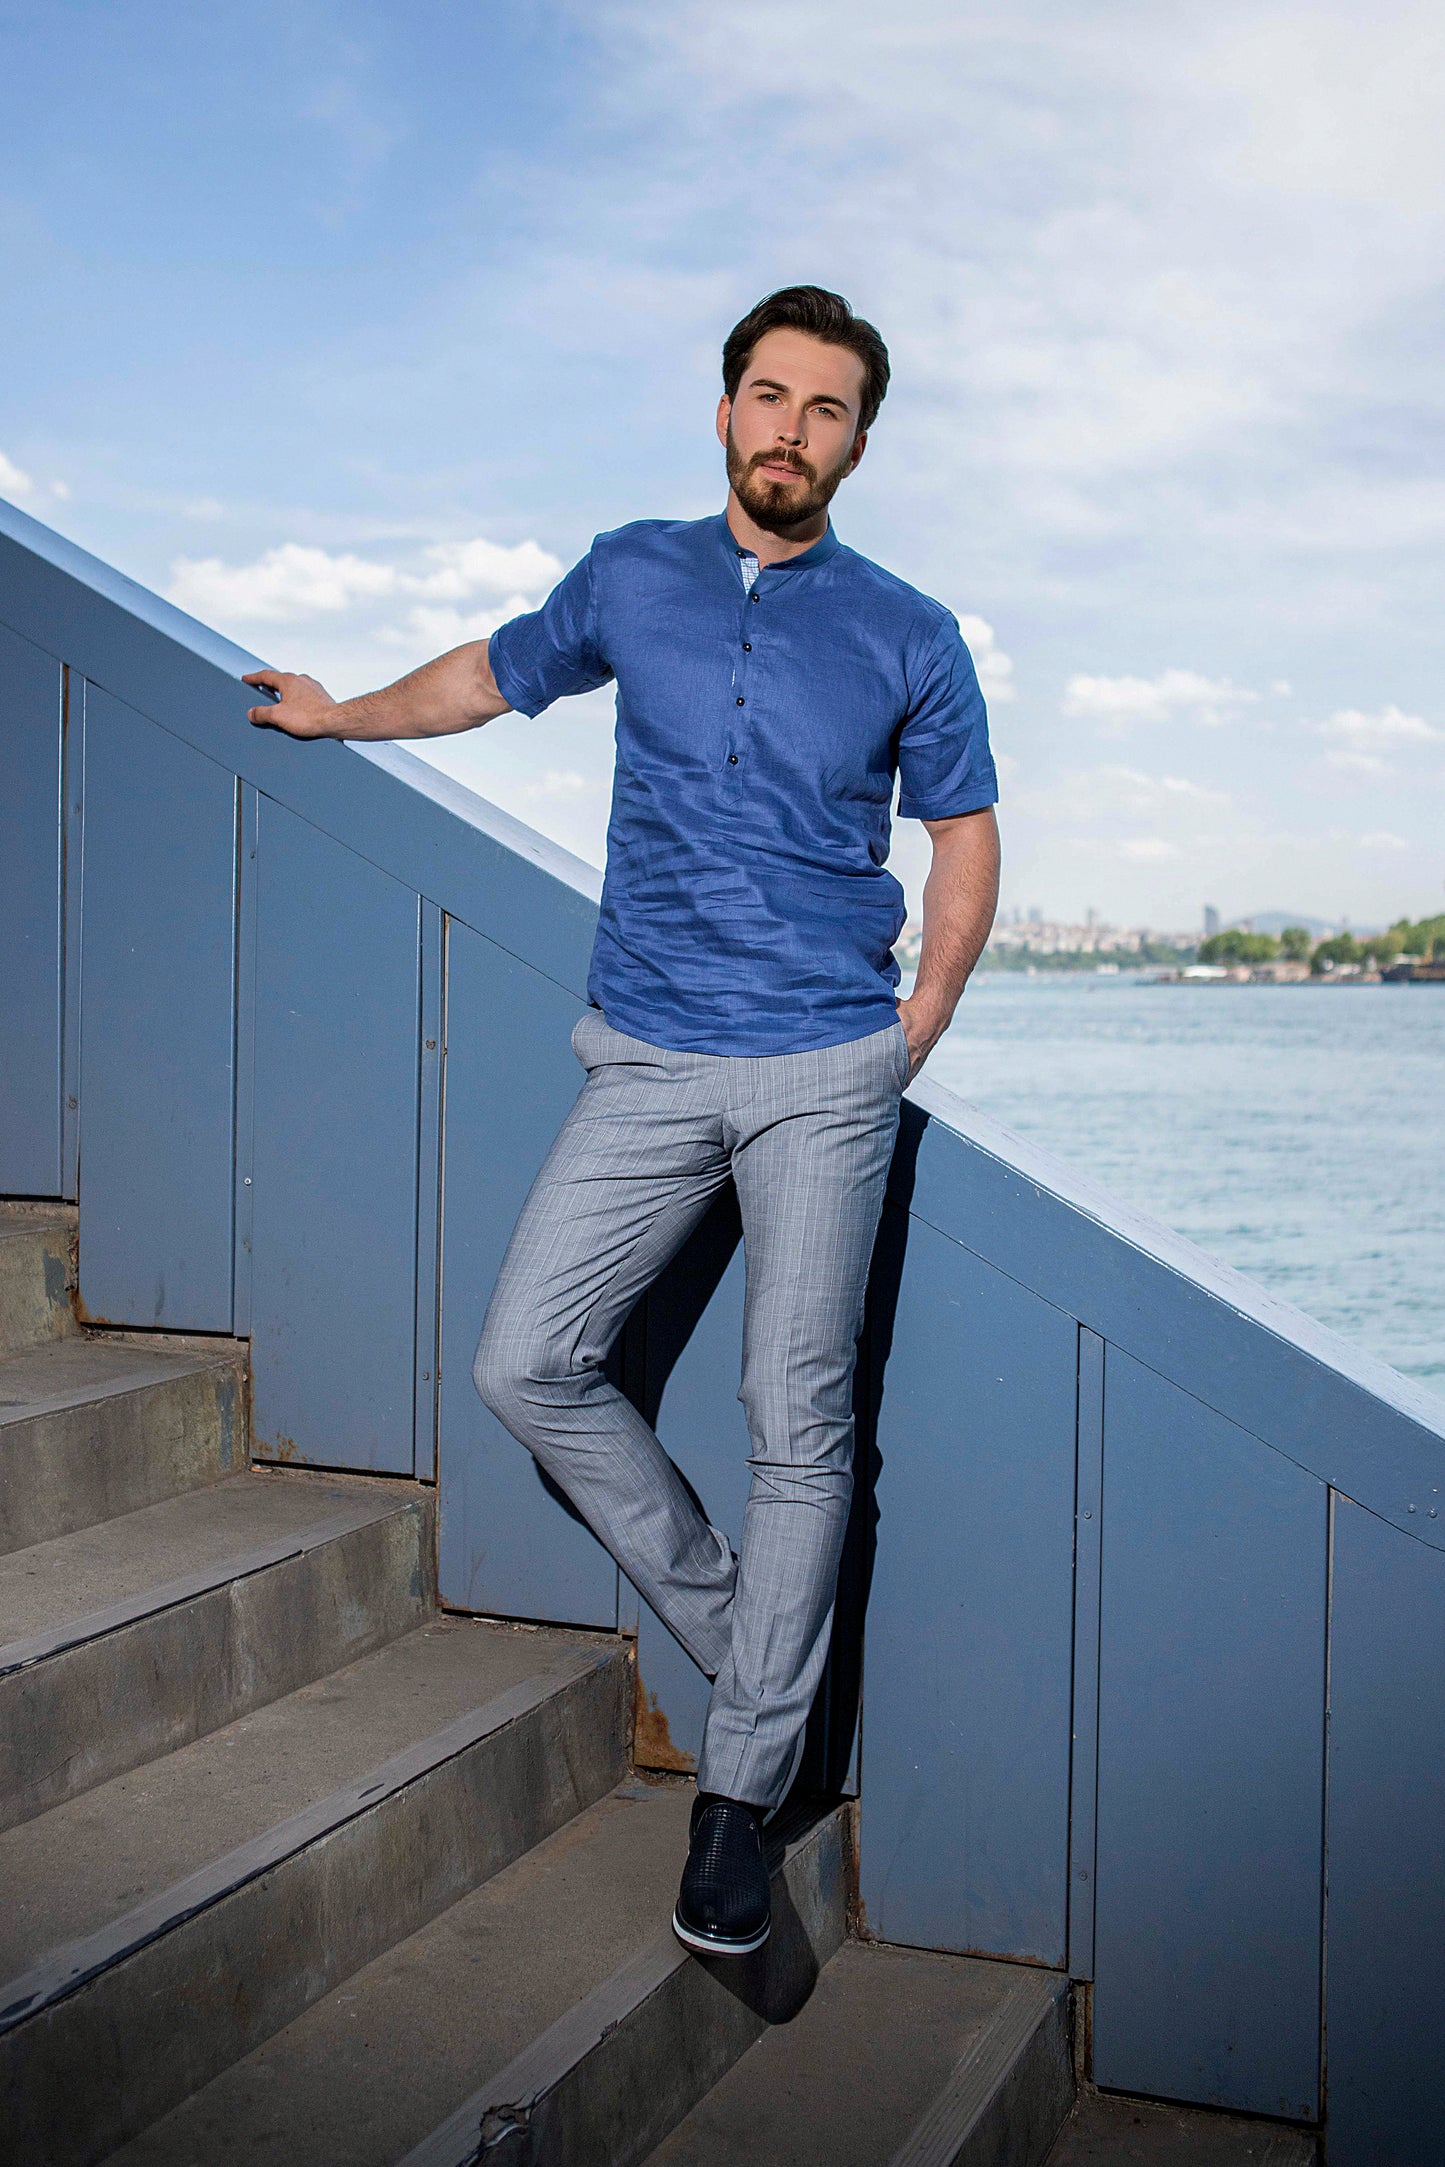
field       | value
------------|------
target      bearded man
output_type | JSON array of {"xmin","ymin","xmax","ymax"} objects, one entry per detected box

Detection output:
[{"xmin": 246, "ymin": 285, "xmax": 1000, "ymax": 1959}]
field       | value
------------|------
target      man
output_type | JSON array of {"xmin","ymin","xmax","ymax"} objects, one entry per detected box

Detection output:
[{"xmin": 246, "ymin": 285, "xmax": 1000, "ymax": 1959}]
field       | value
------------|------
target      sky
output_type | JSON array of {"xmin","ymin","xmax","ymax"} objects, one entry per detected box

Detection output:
[{"xmin": 3, "ymin": 0, "xmax": 1444, "ymax": 932}]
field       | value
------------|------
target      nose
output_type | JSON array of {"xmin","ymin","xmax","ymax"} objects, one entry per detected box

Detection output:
[{"xmin": 775, "ymin": 417, "xmax": 805, "ymax": 445}]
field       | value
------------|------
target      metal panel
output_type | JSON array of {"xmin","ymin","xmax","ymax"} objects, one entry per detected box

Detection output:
[
  {"xmin": 77, "ymin": 687, "xmax": 237, "ymax": 1328},
  {"xmin": 1068, "ymin": 1326, "xmax": 1105, "ymax": 1982},
  {"xmin": 632, "ymin": 1191, "xmax": 751, "ymax": 1769},
  {"xmin": 893, "ymin": 1087, "xmax": 1445, "ymax": 1553},
  {"xmin": 414, "ymin": 902, "xmax": 444, "ymax": 1482},
  {"xmin": 437, "ymin": 920, "xmax": 616, "ymax": 1627},
  {"xmin": 249, "ymin": 796, "xmax": 421, "ymax": 1472},
  {"xmin": 1092, "ymin": 1347, "xmax": 1326, "ymax": 2119},
  {"xmin": 0, "ymin": 623, "xmax": 64, "ymax": 1193},
  {"xmin": 1326, "ymin": 1495, "xmax": 1445, "ymax": 2166},
  {"xmin": 231, "ymin": 785, "xmax": 259, "ymax": 1337},
  {"xmin": 858, "ymin": 1205, "xmax": 1078, "ymax": 1963}
]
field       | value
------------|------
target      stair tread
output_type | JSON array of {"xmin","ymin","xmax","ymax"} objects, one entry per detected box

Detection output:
[
  {"xmin": 1043, "ymin": 2089, "xmax": 1318, "ymax": 2165},
  {"xmin": 0, "ymin": 1205, "xmax": 73, "ymax": 1243},
  {"xmin": 0, "ymin": 1616, "xmax": 610, "ymax": 1986},
  {"xmin": 645, "ymin": 1941, "xmax": 1063, "ymax": 2167},
  {"xmin": 104, "ymin": 1780, "xmax": 694, "ymax": 2167},
  {"xmin": 0, "ymin": 1467, "xmax": 416, "ymax": 1652},
  {"xmin": 0, "ymin": 1335, "xmax": 240, "ymax": 1429}
]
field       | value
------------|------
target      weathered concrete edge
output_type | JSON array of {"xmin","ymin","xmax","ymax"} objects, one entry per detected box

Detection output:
[
  {"xmin": 0, "ymin": 1212, "xmax": 75, "ymax": 1359},
  {"xmin": 398, "ymin": 1801, "xmax": 851, "ymax": 2167},
  {"xmin": 0, "ymin": 1359, "xmax": 245, "ymax": 1555},
  {"xmin": 0, "ymin": 1642, "xmax": 630, "ymax": 2167},
  {"xmin": 886, "ymin": 1969, "xmax": 1072, "ymax": 2167},
  {"xmin": 0, "ymin": 1499, "xmax": 433, "ymax": 1832},
  {"xmin": 0, "ymin": 1640, "xmax": 619, "ymax": 2033},
  {"xmin": 0, "ymin": 1495, "xmax": 420, "ymax": 1676}
]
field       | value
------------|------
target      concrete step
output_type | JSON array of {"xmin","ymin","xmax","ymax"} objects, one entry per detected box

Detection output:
[
  {"xmin": 102, "ymin": 1786, "xmax": 851, "ymax": 2167},
  {"xmin": 0, "ymin": 1205, "xmax": 77, "ymax": 1358},
  {"xmin": 0, "ymin": 1467, "xmax": 434, "ymax": 1828},
  {"xmin": 1043, "ymin": 2088, "xmax": 1318, "ymax": 2165},
  {"xmin": 0, "ymin": 1335, "xmax": 246, "ymax": 1553},
  {"xmin": 643, "ymin": 1940, "xmax": 1072, "ymax": 2167},
  {"xmin": 0, "ymin": 1617, "xmax": 630, "ymax": 2167}
]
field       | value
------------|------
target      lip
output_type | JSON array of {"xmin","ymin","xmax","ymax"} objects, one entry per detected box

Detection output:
[{"xmin": 759, "ymin": 462, "xmax": 805, "ymax": 479}]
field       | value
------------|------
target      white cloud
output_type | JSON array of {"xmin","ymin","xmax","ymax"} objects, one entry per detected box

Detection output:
[
  {"xmin": 387, "ymin": 598, "xmax": 539, "ymax": 650},
  {"xmin": 0, "ymin": 451, "xmax": 35, "ymax": 501},
  {"xmin": 166, "ymin": 535, "xmax": 563, "ymax": 642},
  {"xmin": 1119, "ymin": 837, "xmax": 1179, "ymax": 861},
  {"xmin": 1062, "ymin": 669, "xmax": 1259, "ymax": 731},
  {"xmin": 169, "ymin": 543, "xmax": 398, "ymax": 623},
  {"xmin": 1325, "ymin": 749, "xmax": 1389, "ymax": 775},
  {"xmin": 1015, "ymin": 764, "xmax": 1230, "ymax": 823},
  {"xmin": 512, "ymin": 767, "xmax": 601, "ymax": 805},
  {"xmin": 1358, "ymin": 830, "xmax": 1411, "ymax": 851},
  {"xmin": 407, "ymin": 538, "xmax": 564, "ymax": 601},
  {"xmin": 955, "ymin": 613, "xmax": 1016, "ymax": 704},
  {"xmin": 1320, "ymin": 704, "xmax": 1440, "ymax": 750}
]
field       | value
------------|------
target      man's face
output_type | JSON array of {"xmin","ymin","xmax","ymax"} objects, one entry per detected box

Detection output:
[{"xmin": 717, "ymin": 327, "xmax": 868, "ymax": 533}]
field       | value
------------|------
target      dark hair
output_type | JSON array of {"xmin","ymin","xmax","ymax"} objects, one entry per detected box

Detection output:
[{"xmin": 722, "ymin": 285, "xmax": 890, "ymax": 433}]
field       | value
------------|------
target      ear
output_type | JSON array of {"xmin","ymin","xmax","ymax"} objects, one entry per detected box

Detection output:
[
  {"xmin": 715, "ymin": 393, "xmax": 732, "ymax": 449},
  {"xmin": 845, "ymin": 427, "xmax": 869, "ymax": 477}
]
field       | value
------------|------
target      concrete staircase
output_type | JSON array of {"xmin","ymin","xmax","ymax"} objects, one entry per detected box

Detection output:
[{"xmin": 0, "ymin": 1202, "xmax": 1075, "ymax": 2167}]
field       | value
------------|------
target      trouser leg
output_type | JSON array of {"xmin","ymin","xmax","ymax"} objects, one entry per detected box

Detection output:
[
  {"xmin": 695, "ymin": 1024, "xmax": 906, "ymax": 1810},
  {"xmin": 472, "ymin": 1014, "xmax": 736, "ymax": 1675}
]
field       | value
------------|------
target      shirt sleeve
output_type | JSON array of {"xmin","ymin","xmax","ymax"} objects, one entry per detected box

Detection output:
[
  {"xmin": 485, "ymin": 546, "xmax": 613, "ymax": 719},
  {"xmin": 895, "ymin": 614, "xmax": 999, "ymax": 820}
]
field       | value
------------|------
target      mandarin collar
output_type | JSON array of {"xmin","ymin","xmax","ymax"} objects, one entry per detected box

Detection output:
[{"xmin": 714, "ymin": 511, "xmax": 841, "ymax": 577}]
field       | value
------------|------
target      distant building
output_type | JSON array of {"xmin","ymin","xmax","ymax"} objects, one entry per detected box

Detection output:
[{"xmin": 1203, "ymin": 905, "xmax": 1220, "ymax": 937}]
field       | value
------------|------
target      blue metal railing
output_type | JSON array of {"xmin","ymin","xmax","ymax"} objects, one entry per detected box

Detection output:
[{"xmin": 2, "ymin": 494, "xmax": 1442, "ymax": 2159}]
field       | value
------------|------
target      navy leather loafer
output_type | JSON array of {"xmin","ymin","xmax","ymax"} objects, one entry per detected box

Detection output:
[{"xmin": 672, "ymin": 1795, "xmax": 771, "ymax": 1957}]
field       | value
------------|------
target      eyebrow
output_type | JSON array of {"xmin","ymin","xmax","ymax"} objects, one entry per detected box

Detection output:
[{"xmin": 748, "ymin": 377, "xmax": 848, "ymax": 408}]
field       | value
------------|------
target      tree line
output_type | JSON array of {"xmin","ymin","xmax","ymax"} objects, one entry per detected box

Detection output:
[{"xmin": 1198, "ymin": 914, "xmax": 1445, "ymax": 974}]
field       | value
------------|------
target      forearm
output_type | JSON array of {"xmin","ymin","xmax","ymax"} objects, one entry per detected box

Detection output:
[
  {"xmin": 329, "ymin": 643, "xmax": 508, "ymax": 740},
  {"xmin": 245, "ymin": 640, "xmax": 511, "ymax": 742},
  {"xmin": 898, "ymin": 808, "xmax": 1000, "ymax": 1068}
]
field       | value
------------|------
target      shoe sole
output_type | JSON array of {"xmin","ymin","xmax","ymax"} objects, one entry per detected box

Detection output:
[{"xmin": 670, "ymin": 1907, "xmax": 771, "ymax": 1958}]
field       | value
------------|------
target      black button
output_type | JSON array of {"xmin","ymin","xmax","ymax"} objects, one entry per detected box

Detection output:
[
  {"xmin": 736, "ymin": 696, "xmax": 745, "ymax": 706},
  {"xmin": 742, "ymin": 641, "xmax": 752, "ymax": 651},
  {"xmin": 751, "ymin": 592, "xmax": 760, "ymax": 602},
  {"xmin": 728, "ymin": 753, "xmax": 739, "ymax": 764}
]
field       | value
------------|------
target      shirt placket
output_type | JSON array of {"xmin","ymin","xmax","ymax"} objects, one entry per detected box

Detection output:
[{"xmin": 726, "ymin": 547, "xmax": 764, "ymax": 781}]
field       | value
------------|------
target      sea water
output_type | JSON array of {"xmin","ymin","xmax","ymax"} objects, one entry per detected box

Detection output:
[{"xmin": 928, "ymin": 974, "xmax": 1445, "ymax": 1397}]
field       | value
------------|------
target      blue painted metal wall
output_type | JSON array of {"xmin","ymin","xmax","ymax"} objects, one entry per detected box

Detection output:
[
  {"xmin": 247, "ymin": 795, "xmax": 427, "ymax": 1472},
  {"xmin": 77, "ymin": 687, "xmax": 238, "ymax": 1330},
  {"xmin": 0, "ymin": 625, "xmax": 67, "ymax": 1196},
  {"xmin": 4, "ymin": 492, "xmax": 1445, "ymax": 2155}
]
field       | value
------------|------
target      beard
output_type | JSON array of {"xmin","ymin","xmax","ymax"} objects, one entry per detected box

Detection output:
[{"xmin": 725, "ymin": 423, "xmax": 852, "ymax": 533}]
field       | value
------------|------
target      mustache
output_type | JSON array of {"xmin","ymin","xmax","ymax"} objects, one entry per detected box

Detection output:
[{"xmin": 748, "ymin": 448, "xmax": 816, "ymax": 483}]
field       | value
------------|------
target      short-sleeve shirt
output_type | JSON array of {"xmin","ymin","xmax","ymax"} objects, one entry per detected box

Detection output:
[{"xmin": 487, "ymin": 512, "xmax": 997, "ymax": 1055}]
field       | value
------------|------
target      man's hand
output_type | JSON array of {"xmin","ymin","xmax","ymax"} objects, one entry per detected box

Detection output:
[
  {"xmin": 242, "ymin": 643, "xmax": 511, "ymax": 744},
  {"xmin": 244, "ymin": 671, "xmax": 343, "ymax": 739},
  {"xmin": 895, "ymin": 807, "xmax": 1001, "ymax": 1082}
]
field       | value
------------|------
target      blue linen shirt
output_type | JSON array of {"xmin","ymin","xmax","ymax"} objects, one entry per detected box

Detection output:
[{"xmin": 487, "ymin": 512, "xmax": 997, "ymax": 1055}]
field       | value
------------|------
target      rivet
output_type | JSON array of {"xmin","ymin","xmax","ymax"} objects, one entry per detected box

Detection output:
[{"xmin": 1408, "ymin": 1503, "xmax": 1417, "ymax": 1513}]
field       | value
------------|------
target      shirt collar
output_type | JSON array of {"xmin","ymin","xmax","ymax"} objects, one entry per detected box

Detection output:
[{"xmin": 714, "ymin": 510, "xmax": 841, "ymax": 577}]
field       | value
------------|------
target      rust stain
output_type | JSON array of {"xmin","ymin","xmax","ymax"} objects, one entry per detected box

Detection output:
[
  {"xmin": 632, "ymin": 1654, "xmax": 696, "ymax": 1775},
  {"xmin": 69, "ymin": 1287, "xmax": 116, "ymax": 1329}
]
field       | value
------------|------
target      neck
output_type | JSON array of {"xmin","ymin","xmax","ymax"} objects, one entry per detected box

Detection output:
[{"xmin": 724, "ymin": 491, "xmax": 830, "ymax": 567}]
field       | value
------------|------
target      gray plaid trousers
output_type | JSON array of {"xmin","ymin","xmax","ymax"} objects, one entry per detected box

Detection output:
[{"xmin": 473, "ymin": 1006, "xmax": 907, "ymax": 1810}]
